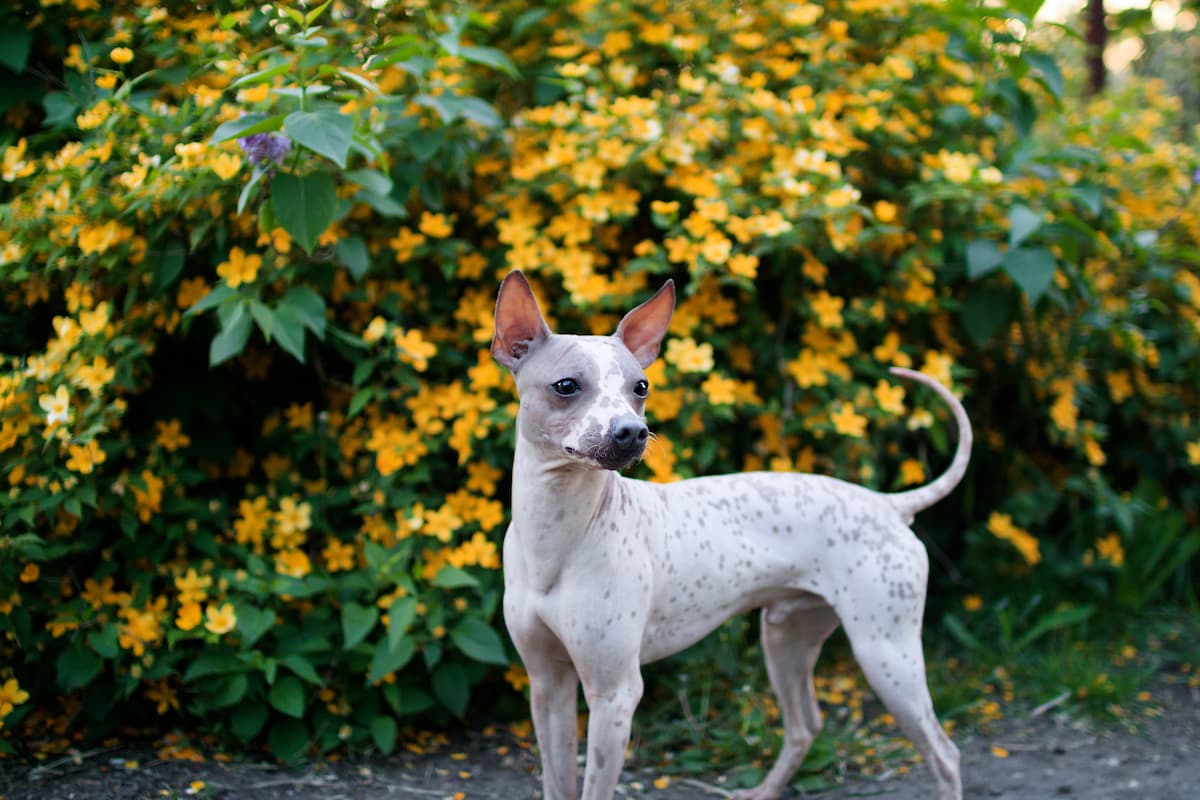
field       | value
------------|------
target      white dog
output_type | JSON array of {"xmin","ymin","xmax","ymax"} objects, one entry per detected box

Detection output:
[{"xmin": 492, "ymin": 271, "xmax": 968, "ymax": 800}]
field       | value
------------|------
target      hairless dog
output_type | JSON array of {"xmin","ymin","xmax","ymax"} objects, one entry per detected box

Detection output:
[{"xmin": 492, "ymin": 270, "xmax": 968, "ymax": 800}]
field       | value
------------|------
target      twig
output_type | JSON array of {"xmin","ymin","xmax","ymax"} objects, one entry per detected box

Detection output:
[
  {"xmin": 676, "ymin": 776, "xmax": 733, "ymax": 797},
  {"xmin": 28, "ymin": 746, "xmax": 121, "ymax": 779},
  {"xmin": 1031, "ymin": 690, "xmax": 1071, "ymax": 718}
]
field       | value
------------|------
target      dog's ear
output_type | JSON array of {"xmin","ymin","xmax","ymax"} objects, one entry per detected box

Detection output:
[
  {"xmin": 492, "ymin": 271, "xmax": 552, "ymax": 370},
  {"xmin": 615, "ymin": 280, "xmax": 675, "ymax": 368}
]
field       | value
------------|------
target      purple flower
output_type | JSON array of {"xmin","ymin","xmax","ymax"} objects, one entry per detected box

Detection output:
[
  {"xmin": 238, "ymin": 132, "xmax": 292, "ymax": 166},
  {"xmin": 1193, "ymin": 167, "xmax": 1200, "ymax": 184}
]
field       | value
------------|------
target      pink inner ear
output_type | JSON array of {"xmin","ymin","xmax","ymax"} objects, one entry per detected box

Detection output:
[
  {"xmin": 492, "ymin": 271, "xmax": 551, "ymax": 368},
  {"xmin": 617, "ymin": 281, "xmax": 675, "ymax": 368}
]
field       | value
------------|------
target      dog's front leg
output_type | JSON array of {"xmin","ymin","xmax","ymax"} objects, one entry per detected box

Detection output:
[
  {"xmin": 579, "ymin": 668, "xmax": 643, "ymax": 800},
  {"xmin": 528, "ymin": 655, "xmax": 582, "ymax": 800}
]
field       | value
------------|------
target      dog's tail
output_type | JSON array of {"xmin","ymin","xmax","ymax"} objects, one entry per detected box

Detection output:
[{"xmin": 884, "ymin": 367, "xmax": 972, "ymax": 524}]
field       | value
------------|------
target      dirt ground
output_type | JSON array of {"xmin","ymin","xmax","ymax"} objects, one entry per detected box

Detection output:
[{"xmin": 4, "ymin": 680, "xmax": 1197, "ymax": 800}]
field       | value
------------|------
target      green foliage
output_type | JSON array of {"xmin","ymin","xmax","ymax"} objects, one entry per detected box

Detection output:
[{"xmin": 0, "ymin": 0, "xmax": 1198, "ymax": 765}]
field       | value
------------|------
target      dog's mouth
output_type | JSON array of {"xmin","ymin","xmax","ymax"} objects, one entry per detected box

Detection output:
[{"xmin": 564, "ymin": 444, "xmax": 645, "ymax": 471}]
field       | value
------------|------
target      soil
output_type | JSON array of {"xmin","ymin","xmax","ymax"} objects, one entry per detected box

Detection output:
[{"xmin": 3, "ymin": 681, "xmax": 1197, "ymax": 800}]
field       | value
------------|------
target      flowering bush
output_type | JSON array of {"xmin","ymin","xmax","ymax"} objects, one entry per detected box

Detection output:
[{"xmin": 1, "ymin": 0, "xmax": 1198, "ymax": 760}]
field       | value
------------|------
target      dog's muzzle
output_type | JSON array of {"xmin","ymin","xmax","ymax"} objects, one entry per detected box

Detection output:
[{"xmin": 571, "ymin": 418, "xmax": 647, "ymax": 470}]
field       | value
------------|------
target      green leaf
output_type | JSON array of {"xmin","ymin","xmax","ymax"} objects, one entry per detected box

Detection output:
[
  {"xmin": 0, "ymin": 30, "xmax": 33, "ymax": 73},
  {"xmin": 150, "ymin": 241, "xmax": 186, "ymax": 294},
  {"xmin": 272, "ymin": 305, "xmax": 308, "ymax": 363},
  {"xmin": 387, "ymin": 597, "xmax": 418, "ymax": 650},
  {"xmin": 231, "ymin": 62, "xmax": 292, "ymax": 89},
  {"xmin": 283, "ymin": 109, "xmax": 355, "ymax": 168},
  {"xmin": 432, "ymin": 565, "xmax": 480, "ymax": 589},
  {"xmin": 1023, "ymin": 51, "xmax": 1063, "ymax": 101},
  {"xmin": 281, "ymin": 287, "xmax": 327, "ymax": 339},
  {"xmin": 57, "ymin": 646, "xmax": 102, "ymax": 691},
  {"xmin": 268, "ymin": 719, "xmax": 309, "ymax": 762},
  {"xmin": 185, "ymin": 651, "xmax": 245, "ymax": 682},
  {"xmin": 348, "ymin": 387, "xmax": 375, "ymax": 419},
  {"xmin": 268, "ymin": 675, "xmax": 306, "ymax": 718},
  {"xmin": 449, "ymin": 617, "xmax": 508, "ymax": 666},
  {"xmin": 87, "ymin": 624, "xmax": 120, "ymax": 660},
  {"xmin": 1002, "ymin": 247, "xmax": 1057, "ymax": 305},
  {"xmin": 185, "ymin": 284, "xmax": 235, "ymax": 316},
  {"xmin": 459, "ymin": 45, "xmax": 519, "ymax": 77},
  {"xmin": 413, "ymin": 94, "xmax": 502, "ymax": 128},
  {"xmin": 341, "ymin": 601, "xmax": 379, "ymax": 651},
  {"xmin": 1008, "ymin": 204, "xmax": 1042, "ymax": 248},
  {"xmin": 942, "ymin": 613, "xmax": 985, "ymax": 653},
  {"xmin": 211, "ymin": 112, "xmax": 286, "ymax": 144},
  {"xmin": 272, "ymin": 171, "xmax": 337, "ymax": 254},
  {"xmin": 235, "ymin": 605, "xmax": 276, "ymax": 649},
  {"xmin": 209, "ymin": 302, "xmax": 254, "ymax": 366},
  {"xmin": 279, "ymin": 654, "xmax": 324, "ymax": 686},
  {"xmin": 966, "ymin": 239, "xmax": 1003, "ymax": 279},
  {"xmin": 369, "ymin": 634, "xmax": 416, "ymax": 683},
  {"xmin": 334, "ymin": 236, "xmax": 370, "ymax": 280},
  {"xmin": 304, "ymin": 0, "xmax": 334, "ymax": 25},
  {"xmin": 249, "ymin": 300, "xmax": 275, "ymax": 341},
  {"xmin": 433, "ymin": 662, "xmax": 469, "ymax": 717},
  {"xmin": 211, "ymin": 673, "xmax": 250, "ymax": 708},
  {"xmin": 960, "ymin": 285, "xmax": 1013, "ymax": 347},
  {"xmin": 232, "ymin": 702, "xmax": 268, "ymax": 741},
  {"xmin": 370, "ymin": 715, "xmax": 398, "ymax": 754},
  {"xmin": 1014, "ymin": 604, "xmax": 1095, "ymax": 651}
]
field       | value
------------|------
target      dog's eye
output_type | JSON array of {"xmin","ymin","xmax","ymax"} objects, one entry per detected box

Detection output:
[
  {"xmin": 551, "ymin": 378, "xmax": 580, "ymax": 397},
  {"xmin": 633, "ymin": 380, "xmax": 649, "ymax": 398}
]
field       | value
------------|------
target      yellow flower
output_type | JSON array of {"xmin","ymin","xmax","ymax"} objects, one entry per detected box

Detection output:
[
  {"xmin": 664, "ymin": 338, "xmax": 714, "ymax": 373},
  {"xmin": 898, "ymin": 458, "xmax": 925, "ymax": 486},
  {"xmin": 80, "ymin": 302, "xmax": 110, "ymax": 335},
  {"xmin": 504, "ymin": 664, "xmax": 529, "ymax": 692},
  {"xmin": 216, "ymin": 247, "xmax": 262, "ymax": 288},
  {"xmin": 155, "ymin": 419, "xmax": 191, "ymax": 451},
  {"xmin": 389, "ymin": 228, "xmax": 426, "ymax": 261},
  {"xmin": 873, "ymin": 380, "xmax": 906, "ymax": 415},
  {"xmin": 810, "ymin": 291, "xmax": 844, "ymax": 328},
  {"xmin": 177, "ymin": 277, "xmax": 210, "ymax": 310},
  {"xmin": 0, "ymin": 678, "xmax": 30, "ymax": 718},
  {"xmin": 1186, "ymin": 441, "xmax": 1200, "ymax": 466},
  {"xmin": 204, "ymin": 603, "xmax": 237, "ymax": 635},
  {"xmin": 175, "ymin": 568, "xmax": 212, "ymax": 605},
  {"xmin": 873, "ymin": 200, "xmax": 898, "ymax": 223},
  {"xmin": 66, "ymin": 440, "xmax": 106, "ymax": 474},
  {"xmin": 727, "ymin": 253, "xmax": 758, "ymax": 279},
  {"xmin": 19, "ymin": 563, "xmax": 39, "ymax": 583},
  {"xmin": 323, "ymin": 538, "xmax": 356, "ymax": 572},
  {"xmin": 110, "ymin": 47, "xmax": 134, "ymax": 65},
  {"xmin": 700, "ymin": 374, "xmax": 738, "ymax": 405},
  {"xmin": 394, "ymin": 328, "xmax": 437, "ymax": 371},
  {"xmin": 830, "ymin": 403, "xmax": 867, "ymax": 437},
  {"xmin": 209, "ymin": 151, "xmax": 242, "ymax": 180},
  {"xmin": 986, "ymin": 512, "xmax": 1041, "ymax": 565},
  {"xmin": 73, "ymin": 356, "xmax": 116, "ymax": 394},
  {"xmin": 39, "ymin": 385, "xmax": 72, "ymax": 428},
  {"xmin": 962, "ymin": 594, "xmax": 983, "ymax": 612},
  {"xmin": 176, "ymin": 602, "xmax": 203, "ymax": 631},
  {"xmin": 275, "ymin": 548, "xmax": 312, "ymax": 578},
  {"xmin": 363, "ymin": 316, "xmax": 388, "ymax": 343},
  {"xmin": 785, "ymin": 350, "xmax": 828, "ymax": 388},
  {"xmin": 1095, "ymin": 533, "xmax": 1124, "ymax": 567},
  {"xmin": 418, "ymin": 212, "xmax": 454, "ymax": 238},
  {"xmin": 237, "ymin": 83, "xmax": 271, "ymax": 104}
]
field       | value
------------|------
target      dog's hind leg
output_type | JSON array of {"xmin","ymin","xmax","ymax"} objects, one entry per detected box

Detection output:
[
  {"xmin": 733, "ymin": 600, "xmax": 840, "ymax": 800},
  {"xmin": 842, "ymin": 609, "xmax": 962, "ymax": 800}
]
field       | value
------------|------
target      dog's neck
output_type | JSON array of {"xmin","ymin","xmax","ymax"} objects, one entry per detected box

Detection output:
[{"xmin": 509, "ymin": 433, "xmax": 622, "ymax": 591}]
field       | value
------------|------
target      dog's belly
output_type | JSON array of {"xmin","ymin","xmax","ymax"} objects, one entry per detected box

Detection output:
[{"xmin": 626, "ymin": 472, "xmax": 917, "ymax": 663}]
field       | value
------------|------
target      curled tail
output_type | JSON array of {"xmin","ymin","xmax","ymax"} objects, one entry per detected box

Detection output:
[{"xmin": 886, "ymin": 367, "xmax": 973, "ymax": 524}]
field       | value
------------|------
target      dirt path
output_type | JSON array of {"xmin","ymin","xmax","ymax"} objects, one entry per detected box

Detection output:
[{"xmin": 4, "ymin": 682, "xmax": 1197, "ymax": 799}]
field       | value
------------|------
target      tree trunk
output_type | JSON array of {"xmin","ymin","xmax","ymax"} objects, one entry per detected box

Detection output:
[{"xmin": 1086, "ymin": 0, "xmax": 1107, "ymax": 95}]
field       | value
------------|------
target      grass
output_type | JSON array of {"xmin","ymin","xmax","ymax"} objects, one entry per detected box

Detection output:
[{"xmin": 632, "ymin": 607, "xmax": 1200, "ymax": 791}]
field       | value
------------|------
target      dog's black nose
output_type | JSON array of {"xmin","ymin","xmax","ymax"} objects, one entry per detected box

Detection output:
[{"xmin": 612, "ymin": 419, "xmax": 648, "ymax": 450}]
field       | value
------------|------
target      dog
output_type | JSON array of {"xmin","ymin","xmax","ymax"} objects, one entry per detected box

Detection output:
[{"xmin": 491, "ymin": 270, "xmax": 968, "ymax": 800}]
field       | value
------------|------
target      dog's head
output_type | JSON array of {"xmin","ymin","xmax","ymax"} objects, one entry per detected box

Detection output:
[{"xmin": 491, "ymin": 271, "xmax": 675, "ymax": 471}]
